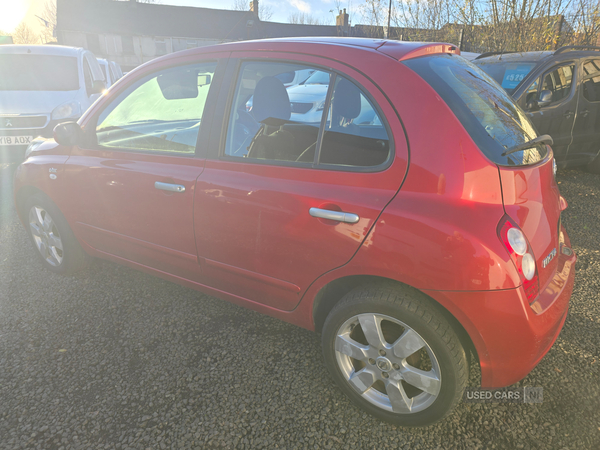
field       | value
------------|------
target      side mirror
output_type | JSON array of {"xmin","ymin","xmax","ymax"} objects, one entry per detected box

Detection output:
[
  {"xmin": 538, "ymin": 90, "xmax": 552, "ymax": 107},
  {"xmin": 54, "ymin": 122, "xmax": 82, "ymax": 146},
  {"xmin": 92, "ymin": 79, "xmax": 106, "ymax": 94}
]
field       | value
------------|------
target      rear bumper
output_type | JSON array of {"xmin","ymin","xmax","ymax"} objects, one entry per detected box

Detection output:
[{"xmin": 424, "ymin": 226, "xmax": 576, "ymax": 388}]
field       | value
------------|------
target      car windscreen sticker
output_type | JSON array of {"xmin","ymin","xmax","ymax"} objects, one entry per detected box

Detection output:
[{"xmin": 501, "ymin": 64, "xmax": 535, "ymax": 90}]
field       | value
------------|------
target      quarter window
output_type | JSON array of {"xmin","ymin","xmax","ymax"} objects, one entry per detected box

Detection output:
[
  {"xmin": 95, "ymin": 62, "xmax": 217, "ymax": 154},
  {"xmin": 541, "ymin": 65, "xmax": 575, "ymax": 105}
]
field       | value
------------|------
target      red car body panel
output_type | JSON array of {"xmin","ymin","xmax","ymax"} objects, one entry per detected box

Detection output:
[
  {"xmin": 13, "ymin": 39, "xmax": 575, "ymax": 391},
  {"xmin": 193, "ymin": 50, "xmax": 409, "ymax": 311}
]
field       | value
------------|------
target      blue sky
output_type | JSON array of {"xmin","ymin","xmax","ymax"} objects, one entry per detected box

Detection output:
[{"xmin": 164, "ymin": 0, "xmax": 357, "ymax": 25}]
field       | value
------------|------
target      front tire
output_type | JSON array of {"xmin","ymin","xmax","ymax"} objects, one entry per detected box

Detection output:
[
  {"xmin": 321, "ymin": 284, "xmax": 468, "ymax": 427},
  {"xmin": 24, "ymin": 194, "xmax": 88, "ymax": 274}
]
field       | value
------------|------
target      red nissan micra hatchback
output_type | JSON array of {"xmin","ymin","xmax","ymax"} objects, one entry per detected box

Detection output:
[{"xmin": 14, "ymin": 38, "xmax": 576, "ymax": 426}]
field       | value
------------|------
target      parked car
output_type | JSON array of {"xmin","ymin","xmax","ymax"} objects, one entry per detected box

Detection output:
[
  {"xmin": 14, "ymin": 39, "xmax": 576, "ymax": 427},
  {"xmin": 473, "ymin": 46, "xmax": 600, "ymax": 172},
  {"xmin": 109, "ymin": 60, "xmax": 124, "ymax": 81},
  {"xmin": 97, "ymin": 58, "xmax": 115, "ymax": 88},
  {"xmin": 0, "ymin": 45, "xmax": 105, "ymax": 161}
]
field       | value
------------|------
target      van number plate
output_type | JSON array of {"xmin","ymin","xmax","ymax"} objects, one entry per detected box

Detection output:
[{"xmin": 0, "ymin": 136, "xmax": 33, "ymax": 146}]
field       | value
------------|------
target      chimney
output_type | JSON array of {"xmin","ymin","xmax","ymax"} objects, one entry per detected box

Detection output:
[
  {"xmin": 250, "ymin": 0, "xmax": 259, "ymax": 17},
  {"xmin": 336, "ymin": 8, "xmax": 350, "ymax": 36}
]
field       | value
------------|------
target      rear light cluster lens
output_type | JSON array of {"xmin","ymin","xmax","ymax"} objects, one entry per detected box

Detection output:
[{"xmin": 498, "ymin": 216, "xmax": 539, "ymax": 303}]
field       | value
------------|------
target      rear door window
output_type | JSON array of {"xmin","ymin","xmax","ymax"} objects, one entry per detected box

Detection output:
[
  {"xmin": 224, "ymin": 60, "xmax": 391, "ymax": 169},
  {"xmin": 582, "ymin": 59, "xmax": 600, "ymax": 102},
  {"xmin": 404, "ymin": 54, "xmax": 546, "ymax": 166}
]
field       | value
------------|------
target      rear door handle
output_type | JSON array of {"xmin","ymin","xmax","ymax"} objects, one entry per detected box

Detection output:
[
  {"xmin": 155, "ymin": 181, "xmax": 185, "ymax": 193},
  {"xmin": 563, "ymin": 110, "xmax": 574, "ymax": 119},
  {"xmin": 581, "ymin": 109, "xmax": 589, "ymax": 117},
  {"xmin": 309, "ymin": 207, "xmax": 359, "ymax": 224}
]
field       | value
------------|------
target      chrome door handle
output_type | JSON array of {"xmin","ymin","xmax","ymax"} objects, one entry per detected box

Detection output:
[
  {"xmin": 155, "ymin": 181, "xmax": 185, "ymax": 193},
  {"xmin": 309, "ymin": 207, "xmax": 359, "ymax": 224}
]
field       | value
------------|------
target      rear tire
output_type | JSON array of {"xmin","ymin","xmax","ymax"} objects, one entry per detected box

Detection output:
[
  {"xmin": 24, "ymin": 194, "xmax": 88, "ymax": 274},
  {"xmin": 321, "ymin": 283, "xmax": 468, "ymax": 427}
]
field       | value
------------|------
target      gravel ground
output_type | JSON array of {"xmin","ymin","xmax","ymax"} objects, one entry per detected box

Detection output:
[{"xmin": 0, "ymin": 162, "xmax": 599, "ymax": 449}]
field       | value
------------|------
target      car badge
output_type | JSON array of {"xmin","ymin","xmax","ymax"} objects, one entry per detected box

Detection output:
[
  {"xmin": 542, "ymin": 248, "xmax": 557, "ymax": 268},
  {"xmin": 4, "ymin": 119, "xmax": 12, "ymax": 128}
]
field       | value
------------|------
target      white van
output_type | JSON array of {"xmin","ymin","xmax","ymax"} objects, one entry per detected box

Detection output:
[{"xmin": 0, "ymin": 45, "xmax": 105, "ymax": 160}]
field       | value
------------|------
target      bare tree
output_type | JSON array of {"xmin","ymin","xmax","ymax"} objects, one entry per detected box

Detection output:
[
  {"xmin": 231, "ymin": 0, "xmax": 274, "ymax": 21},
  {"xmin": 349, "ymin": 0, "xmax": 599, "ymax": 52},
  {"xmin": 12, "ymin": 21, "xmax": 39, "ymax": 44},
  {"xmin": 38, "ymin": 0, "xmax": 57, "ymax": 44},
  {"xmin": 288, "ymin": 12, "xmax": 324, "ymax": 25}
]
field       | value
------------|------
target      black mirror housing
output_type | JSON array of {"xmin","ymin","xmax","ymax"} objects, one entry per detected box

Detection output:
[
  {"xmin": 54, "ymin": 122, "xmax": 83, "ymax": 146},
  {"xmin": 538, "ymin": 89, "xmax": 552, "ymax": 107}
]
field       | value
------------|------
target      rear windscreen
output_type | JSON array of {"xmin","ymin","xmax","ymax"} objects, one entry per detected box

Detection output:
[
  {"xmin": 404, "ymin": 55, "xmax": 547, "ymax": 166},
  {"xmin": 0, "ymin": 54, "xmax": 79, "ymax": 91},
  {"xmin": 475, "ymin": 61, "xmax": 537, "ymax": 95}
]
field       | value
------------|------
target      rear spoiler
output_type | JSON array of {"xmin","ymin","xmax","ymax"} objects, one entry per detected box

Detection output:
[{"xmin": 378, "ymin": 42, "xmax": 460, "ymax": 62}]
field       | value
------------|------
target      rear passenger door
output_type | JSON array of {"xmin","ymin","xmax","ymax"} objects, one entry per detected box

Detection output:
[
  {"xmin": 570, "ymin": 58, "xmax": 600, "ymax": 163},
  {"xmin": 193, "ymin": 55, "xmax": 409, "ymax": 311}
]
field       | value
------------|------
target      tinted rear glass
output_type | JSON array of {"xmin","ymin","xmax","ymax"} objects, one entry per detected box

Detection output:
[
  {"xmin": 475, "ymin": 60, "xmax": 537, "ymax": 95},
  {"xmin": 0, "ymin": 55, "xmax": 79, "ymax": 91},
  {"xmin": 404, "ymin": 55, "xmax": 547, "ymax": 166}
]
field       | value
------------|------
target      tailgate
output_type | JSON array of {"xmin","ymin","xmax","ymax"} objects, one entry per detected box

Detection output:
[{"xmin": 499, "ymin": 156, "xmax": 562, "ymax": 292}]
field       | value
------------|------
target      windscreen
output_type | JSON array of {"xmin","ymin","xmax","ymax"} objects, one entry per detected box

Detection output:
[
  {"xmin": 475, "ymin": 60, "xmax": 537, "ymax": 95},
  {"xmin": 0, "ymin": 55, "xmax": 79, "ymax": 91},
  {"xmin": 404, "ymin": 55, "xmax": 547, "ymax": 166}
]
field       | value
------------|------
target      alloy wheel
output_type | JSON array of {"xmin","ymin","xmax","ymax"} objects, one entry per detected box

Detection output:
[
  {"xmin": 28, "ymin": 206, "xmax": 64, "ymax": 267},
  {"xmin": 334, "ymin": 313, "xmax": 441, "ymax": 414}
]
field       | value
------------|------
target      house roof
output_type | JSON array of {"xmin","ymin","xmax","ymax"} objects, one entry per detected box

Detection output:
[{"xmin": 56, "ymin": 0, "xmax": 341, "ymax": 41}]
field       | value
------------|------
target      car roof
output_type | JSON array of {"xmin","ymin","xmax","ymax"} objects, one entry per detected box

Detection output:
[
  {"xmin": 0, "ymin": 44, "xmax": 84, "ymax": 57},
  {"xmin": 158, "ymin": 37, "xmax": 459, "ymax": 62},
  {"xmin": 475, "ymin": 47, "xmax": 600, "ymax": 64},
  {"xmin": 475, "ymin": 51, "xmax": 553, "ymax": 63}
]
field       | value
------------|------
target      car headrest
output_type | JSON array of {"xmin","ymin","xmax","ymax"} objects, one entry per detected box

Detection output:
[
  {"xmin": 252, "ymin": 76, "xmax": 291, "ymax": 123},
  {"xmin": 333, "ymin": 78, "xmax": 361, "ymax": 120}
]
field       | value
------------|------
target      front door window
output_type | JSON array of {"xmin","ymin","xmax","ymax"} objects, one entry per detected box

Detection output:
[{"xmin": 96, "ymin": 62, "xmax": 217, "ymax": 154}]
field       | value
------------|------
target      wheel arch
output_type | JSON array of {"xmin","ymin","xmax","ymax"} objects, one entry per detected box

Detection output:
[
  {"xmin": 311, "ymin": 275, "xmax": 479, "ymax": 365},
  {"xmin": 14, "ymin": 185, "xmax": 47, "ymax": 226}
]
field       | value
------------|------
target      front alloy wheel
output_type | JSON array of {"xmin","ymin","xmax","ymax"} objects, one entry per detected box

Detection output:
[
  {"xmin": 23, "ymin": 194, "xmax": 88, "ymax": 274},
  {"xmin": 29, "ymin": 205, "xmax": 64, "ymax": 267}
]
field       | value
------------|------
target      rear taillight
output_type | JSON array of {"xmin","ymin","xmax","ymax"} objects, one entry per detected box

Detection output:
[{"xmin": 498, "ymin": 216, "xmax": 539, "ymax": 303}]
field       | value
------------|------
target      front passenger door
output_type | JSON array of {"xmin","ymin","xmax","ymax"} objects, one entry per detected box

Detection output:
[
  {"xmin": 523, "ymin": 63, "xmax": 577, "ymax": 160},
  {"xmin": 62, "ymin": 57, "xmax": 226, "ymax": 279}
]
